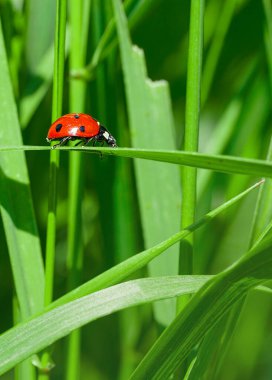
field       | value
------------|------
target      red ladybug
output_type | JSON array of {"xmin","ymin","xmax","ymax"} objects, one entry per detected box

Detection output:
[{"xmin": 46, "ymin": 113, "xmax": 117, "ymax": 148}]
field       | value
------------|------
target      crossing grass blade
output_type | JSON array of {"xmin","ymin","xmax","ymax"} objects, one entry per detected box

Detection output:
[
  {"xmin": 130, "ymin": 236, "xmax": 272, "ymax": 379},
  {"xmin": 0, "ymin": 243, "xmax": 270, "ymax": 376},
  {"xmin": 47, "ymin": 180, "xmax": 262, "ymax": 310},
  {"xmin": 0, "ymin": 275, "xmax": 210, "ymax": 375}
]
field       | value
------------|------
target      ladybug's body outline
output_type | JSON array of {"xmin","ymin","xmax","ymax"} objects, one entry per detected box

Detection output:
[{"xmin": 46, "ymin": 113, "xmax": 117, "ymax": 148}]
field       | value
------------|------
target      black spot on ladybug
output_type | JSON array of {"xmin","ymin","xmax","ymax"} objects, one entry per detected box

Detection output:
[
  {"xmin": 74, "ymin": 114, "xmax": 80, "ymax": 119},
  {"xmin": 55, "ymin": 123, "xmax": 62, "ymax": 132},
  {"xmin": 79, "ymin": 125, "xmax": 85, "ymax": 132}
]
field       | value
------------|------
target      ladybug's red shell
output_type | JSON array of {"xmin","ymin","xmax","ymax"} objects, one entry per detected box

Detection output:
[
  {"xmin": 47, "ymin": 113, "xmax": 100, "ymax": 140},
  {"xmin": 47, "ymin": 113, "xmax": 117, "ymax": 148}
]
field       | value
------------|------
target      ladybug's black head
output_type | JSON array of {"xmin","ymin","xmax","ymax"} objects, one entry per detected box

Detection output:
[
  {"xmin": 100, "ymin": 126, "xmax": 117, "ymax": 147},
  {"xmin": 107, "ymin": 134, "xmax": 117, "ymax": 147}
]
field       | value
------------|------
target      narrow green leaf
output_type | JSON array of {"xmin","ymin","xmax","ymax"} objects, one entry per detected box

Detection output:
[
  {"xmin": 251, "ymin": 138, "xmax": 272, "ymax": 243},
  {"xmin": 40, "ymin": 0, "xmax": 67, "ymax": 373},
  {"xmin": 0, "ymin": 276, "xmax": 210, "ymax": 375},
  {"xmin": 0, "ymin": 255, "xmax": 271, "ymax": 375},
  {"xmin": 19, "ymin": 44, "xmax": 54, "ymax": 128},
  {"xmin": 187, "ymin": 301, "xmax": 244, "ymax": 380},
  {"xmin": 202, "ymin": 0, "xmax": 237, "ymax": 105},
  {"xmin": 0, "ymin": 19, "xmax": 44, "ymax": 320},
  {"xmin": 49, "ymin": 180, "xmax": 262, "ymax": 310},
  {"xmin": 84, "ymin": 0, "xmax": 161, "ymax": 77},
  {"xmin": 65, "ymin": 0, "xmax": 90, "ymax": 378},
  {"xmin": 1, "ymin": 146, "xmax": 272, "ymax": 178},
  {"xmin": 44, "ymin": 0, "xmax": 67, "ymax": 307},
  {"xmin": 25, "ymin": 0, "xmax": 55, "ymax": 71},
  {"xmin": 21, "ymin": 0, "xmax": 55, "ymax": 129},
  {"xmin": 178, "ymin": 0, "xmax": 204, "ymax": 314},
  {"xmin": 130, "ymin": 237, "xmax": 272, "ymax": 379},
  {"xmin": 263, "ymin": 0, "xmax": 272, "ymax": 88},
  {"xmin": 112, "ymin": 0, "xmax": 182, "ymax": 325}
]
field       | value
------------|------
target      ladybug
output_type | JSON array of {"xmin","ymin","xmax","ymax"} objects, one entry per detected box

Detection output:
[{"xmin": 46, "ymin": 113, "xmax": 117, "ymax": 148}]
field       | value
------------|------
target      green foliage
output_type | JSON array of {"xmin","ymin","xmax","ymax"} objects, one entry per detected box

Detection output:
[
  {"xmin": 0, "ymin": 0, "xmax": 272, "ymax": 379},
  {"xmin": 0, "ymin": 18, "xmax": 44, "ymax": 321}
]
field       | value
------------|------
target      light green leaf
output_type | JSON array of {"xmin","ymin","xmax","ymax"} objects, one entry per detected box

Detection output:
[
  {"xmin": 130, "ymin": 237, "xmax": 272, "ymax": 379},
  {"xmin": 0, "ymin": 20, "xmax": 44, "ymax": 319},
  {"xmin": 49, "ymin": 180, "xmax": 261, "ymax": 309},
  {"xmin": 0, "ymin": 275, "xmax": 210, "ymax": 375},
  {"xmin": 19, "ymin": 44, "xmax": 54, "ymax": 128},
  {"xmin": 25, "ymin": 0, "xmax": 55, "ymax": 71},
  {"xmin": 112, "ymin": 0, "xmax": 182, "ymax": 325}
]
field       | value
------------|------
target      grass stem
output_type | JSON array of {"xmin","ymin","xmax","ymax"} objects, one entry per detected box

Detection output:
[{"xmin": 177, "ymin": 0, "xmax": 204, "ymax": 314}]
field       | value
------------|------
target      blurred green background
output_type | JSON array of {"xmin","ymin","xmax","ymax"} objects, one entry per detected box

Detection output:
[{"xmin": 1, "ymin": 0, "xmax": 272, "ymax": 379}]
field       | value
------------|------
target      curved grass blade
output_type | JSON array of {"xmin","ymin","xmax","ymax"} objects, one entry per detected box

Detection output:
[
  {"xmin": 0, "ymin": 253, "xmax": 271, "ymax": 375},
  {"xmin": 0, "ymin": 276, "xmax": 210, "ymax": 375},
  {"xmin": 130, "ymin": 237, "xmax": 272, "ymax": 379},
  {"xmin": 0, "ymin": 181, "xmax": 263, "ymax": 374},
  {"xmin": 49, "ymin": 180, "xmax": 262, "ymax": 310}
]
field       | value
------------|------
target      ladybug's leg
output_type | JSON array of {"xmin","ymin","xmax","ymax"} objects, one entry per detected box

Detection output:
[
  {"xmin": 52, "ymin": 136, "xmax": 71, "ymax": 149},
  {"xmin": 74, "ymin": 139, "xmax": 86, "ymax": 147},
  {"xmin": 92, "ymin": 135, "xmax": 103, "ymax": 146},
  {"xmin": 81, "ymin": 138, "xmax": 93, "ymax": 147},
  {"xmin": 82, "ymin": 137, "xmax": 100, "ymax": 147}
]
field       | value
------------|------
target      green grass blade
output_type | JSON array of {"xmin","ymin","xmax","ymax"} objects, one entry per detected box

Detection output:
[
  {"xmin": 84, "ymin": 0, "xmax": 159, "ymax": 77},
  {"xmin": 112, "ymin": 0, "xmax": 181, "ymax": 325},
  {"xmin": 19, "ymin": 44, "xmax": 54, "ymax": 128},
  {"xmin": 25, "ymin": 0, "xmax": 55, "ymax": 71},
  {"xmin": 201, "ymin": 0, "xmax": 237, "ymax": 105},
  {"xmin": 263, "ymin": 0, "xmax": 272, "ymax": 88},
  {"xmin": 251, "ymin": 138, "xmax": 272, "ymax": 244},
  {"xmin": 85, "ymin": 0, "xmax": 134, "ymax": 76},
  {"xmin": 198, "ymin": 57, "xmax": 258, "ymax": 198},
  {"xmin": 40, "ymin": 0, "xmax": 67, "ymax": 375},
  {"xmin": 65, "ymin": 0, "xmax": 90, "ymax": 378},
  {"xmin": 21, "ymin": 0, "xmax": 56, "ymax": 128},
  {"xmin": 49, "ymin": 180, "xmax": 262, "ymax": 310},
  {"xmin": 0, "ymin": 278, "xmax": 270, "ymax": 376},
  {"xmin": 178, "ymin": 0, "xmax": 204, "ymax": 315},
  {"xmin": 2, "ymin": 146, "xmax": 272, "ymax": 178},
  {"xmin": 0, "ymin": 19, "xmax": 44, "ymax": 320},
  {"xmin": 0, "ymin": 18, "xmax": 45, "ymax": 379},
  {"xmin": 198, "ymin": 99, "xmax": 241, "ymax": 195},
  {"xmin": 193, "ymin": 130, "xmax": 272, "ymax": 378},
  {"xmin": 44, "ymin": 0, "xmax": 67, "ymax": 307},
  {"xmin": 130, "ymin": 236, "xmax": 272, "ymax": 379},
  {"xmin": 186, "ymin": 301, "xmax": 244, "ymax": 380},
  {"xmin": 1, "ymin": 251, "xmax": 271, "ymax": 375},
  {"xmin": 252, "ymin": 1, "xmax": 272, "ymax": 243},
  {"xmin": 0, "ymin": 275, "xmax": 217, "ymax": 375}
]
